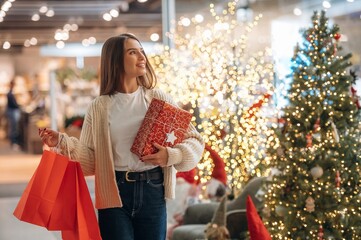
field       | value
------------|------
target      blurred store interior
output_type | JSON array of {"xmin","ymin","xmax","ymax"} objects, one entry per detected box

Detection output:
[{"xmin": 0, "ymin": 0, "xmax": 361, "ymax": 239}]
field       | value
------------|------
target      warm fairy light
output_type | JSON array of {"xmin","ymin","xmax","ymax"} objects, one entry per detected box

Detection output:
[{"xmin": 149, "ymin": 0, "xmax": 276, "ymax": 190}]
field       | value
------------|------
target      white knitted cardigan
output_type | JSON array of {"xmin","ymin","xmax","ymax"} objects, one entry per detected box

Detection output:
[{"xmin": 59, "ymin": 87, "xmax": 205, "ymax": 209}]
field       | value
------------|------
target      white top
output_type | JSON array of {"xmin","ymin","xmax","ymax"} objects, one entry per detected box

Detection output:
[{"xmin": 109, "ymin": 87, "xmax": 154, "ymax": 172}]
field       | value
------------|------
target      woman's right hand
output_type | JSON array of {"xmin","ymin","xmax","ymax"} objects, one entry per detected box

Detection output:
[{"xmin": 38, "ymin": 128, "xmax": 60, "ymax": 147}]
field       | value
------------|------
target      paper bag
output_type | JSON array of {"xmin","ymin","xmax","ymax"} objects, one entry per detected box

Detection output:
[
  {"xmin": 13, "ymin": 149, "xmax": 101, "ymax": 239},
  {"xmin": 62, "ymin": 163, "xmax": 102, "ymax": 240},
  {"xmin": 13, "ymin": 150, "xmax": 76, "ymax": 230}
]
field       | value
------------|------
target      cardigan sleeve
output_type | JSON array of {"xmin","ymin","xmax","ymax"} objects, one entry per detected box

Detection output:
[
  {"xmin": 151, "ymin": 89, "xmax": 205, "ymax": 172},
  {"xmin": 58, "ymin": 102, "xmax": 96, "ymax": 176}
]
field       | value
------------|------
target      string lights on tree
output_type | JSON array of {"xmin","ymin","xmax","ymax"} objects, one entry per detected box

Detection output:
[
  {"xmin": 149, "ymin": 0, "xmax": 276, "ymax": 191},
  {"xmin": 263, "ymin": 10, "xmax": 361, "ymax": 239}
]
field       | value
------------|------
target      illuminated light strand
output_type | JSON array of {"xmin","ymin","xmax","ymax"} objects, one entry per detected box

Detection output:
[{"xmin": 149, "ymin": 0, "xmax": 276, "ymax": 190}]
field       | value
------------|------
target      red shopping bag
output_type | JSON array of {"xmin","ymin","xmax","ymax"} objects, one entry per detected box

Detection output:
[
  {"xmin": 13, "ymin": 150, "xmax": 76, "ymax": 230},
  {"xmin": 47, "ymin": 161, "xmax": 77, "ymax": 230},
  {"xmin": 62, "ymin": 162, "xmax": 102, "ymax": 240}
]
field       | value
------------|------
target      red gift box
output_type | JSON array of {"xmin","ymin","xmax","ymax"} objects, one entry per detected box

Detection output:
[{"xmin": 131, "ymin": 98, "xmax": 192, "ymax": 158}]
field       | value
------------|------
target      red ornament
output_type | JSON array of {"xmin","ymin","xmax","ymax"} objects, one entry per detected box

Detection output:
[
  {"xmin": 351, "ymin": 87, "xmax": 361, "ymax": 109},
  {"xmin": 334, "ymin": 33, "xmax": 341, "ymax": 40},
  {"xmin": 351, "ymin": 86, "xmax": 357, "ymax": 95},
  {"xmin": 71, "ymin": 119, "xmax": 83, "ymax": 128},
  {"xmin": 313, "ymin": 118, "xmax": 321, "ymax": 132},
  {"xmin": 217, "ymin": 128, "xmax": 227, "ymax": 140},
  {"xmin": 306, "ymin": 133, "xmax": 312, "ymax": 148},
  {"xmin": 318, "ymin": 225, "xmax": 324, "ymax": 240},
  {"xmin": 335, "ymin": 170, "xmax": 341, "ymax": 188}
]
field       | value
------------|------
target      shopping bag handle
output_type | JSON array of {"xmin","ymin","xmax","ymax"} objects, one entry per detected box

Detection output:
[{"xmin": 52, "ymin": 133, "xmax": 71, "ymax": 159}]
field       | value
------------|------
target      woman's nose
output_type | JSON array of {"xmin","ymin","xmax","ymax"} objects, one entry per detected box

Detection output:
[{"xmin": 138, "ymin": 52, "xmax": 145, "ymax": 60}]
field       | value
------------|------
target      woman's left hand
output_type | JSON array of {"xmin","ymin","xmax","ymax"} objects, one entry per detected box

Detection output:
[{"xmin": 141, "ymin": 143, "xmax": 168, "ymax": 167}]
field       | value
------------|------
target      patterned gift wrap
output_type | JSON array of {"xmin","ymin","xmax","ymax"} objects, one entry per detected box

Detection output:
[{"xmin": 131, "ymin": 98, "xmax": 192, "ymax": 158}]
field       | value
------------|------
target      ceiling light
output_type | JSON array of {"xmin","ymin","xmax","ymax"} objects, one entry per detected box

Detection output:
[
  {"xmin": 46, "ymin": 9, "xmax": 54, "ymax": 17},
  {"xmin": 322, "ymin": 1, "xmax": 331, "ymax": 9},
  {"xmin": 138, "ymin": 0, "xmax": 148, "ymax": 3},
  {"xmin": 293, "ymin": 8, "xmax": 302, "ymax": 16},
  {"xmin": 54, "ymin": 29, "xmax": 63, "ymax": 40},
  {"xmin": 3, "ymin": 41, "xmax": 11, "ymax": 49},
  {"xmin": 30, "ymin": 37, "xmax": 38, "ymax": 45},
  {"xmin": 194, "ymin": 14, "xmax": 204, "ymax": 23},
  {"xmin": 347, "ymin": 0, "xmax": 354, "ymax": 2},
  {"xmin": 62, "ymin": 32, "xmax": 69, "ymax": 41},
  {"xmin": 31, "ymin": 13, "xmax": 40, "ymax": 21},
  {"xmin": 39, "ymin": 6, "xmax": 48, "ymax": 14},
  {"xmin": 70, "ymin": 24, "xmax": 78, "ymax": 31},
  {"xmin": 103, "ymin": 13, "xmax": 112, "ymax": 21},
  {"xmin": 1, "ymin": 1, "xmax": 12, "ymax": 11},
  {"xmin": 150, "ymin": 33, "xmax": 160, "ymax": 42},
  {"xmin": 56, "ymin": 41, "xmax": 65, "ymax": 49},
  {"xmin": 181, "ymin": 17, "xmax": 191, "ymax": 27},
  {"xmin": 110, "ymin": 9, "xmax": 119, "ymax": 18},
  {"xmin": 24, "ymin": 39, "xmax": 31, "ymax": 47},
  {"xmin": 54, "ymin": 29, "xmax": 69, "ymax": 41},
  {"xmin": 82, "ymin": 39, "xmax": 90, "ymax": 47},
  {"xmin": 64, "ymin": 23, "xmax": 72, "ymax": 31},
  {"xmin": 88, "ymin": 37, "xmax": 97, "ymax": 44}
]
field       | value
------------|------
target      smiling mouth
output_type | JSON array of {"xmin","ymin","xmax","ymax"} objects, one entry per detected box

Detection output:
[{"xmin": 136, "ymin": 63, "xmax": 146, "ymax": 68}]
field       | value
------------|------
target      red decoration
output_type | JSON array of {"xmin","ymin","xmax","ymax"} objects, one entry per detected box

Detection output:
[
  {"xmin": 217, "ymin": 128, "xmax": 227, "ymax": 140},
  {"xmin": 246, "ymin": 196, "xmax": 272, "ymax": 240},
  {"xmin": 351, "ymin": 87, "xmax": 361, "ymax": 109},
  {"xmin": 71, "ymin": 119, "xmax": 83, "ymax": 128},
  {"xmin": 176, "ymin": 168, "xmax": 197, "ymax": 184},
  {"xmin": 244, "ymin": 93, "xmax": 272, "ymax": 119},
  {"xmin": 333, "ymin": 42, "xmax": 338, "ymax": 56},
  {"xmin": 335, "ymin": 170, "xmax": 341, "ymax": 188},
  {"xmin": 205, "ymin": 144, "xmax": 227, "ymax": 185},
  {"xmin": 313, "ymin": 118, "xmax": 320, "ymax": 132},
  {"xmin": 306, "ymin": 133, "xmax": 313, "ymax": 148},
  {"xmin": 334, "ymin": 33, "xmax": 341, "ymax": 40},
  {"xmin": 278, "ymin": 118, "xmax": 286, "ymax": 124},
  {"xmin": 131, "ymin": 98, "xmax": 192, "ymax": 158},
  {"xmin": 318, "ymin": 225, "xmax": 324, "ymax": 240}
]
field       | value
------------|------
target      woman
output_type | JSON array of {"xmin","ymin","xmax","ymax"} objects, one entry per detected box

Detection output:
[{"xmin": 39, "ymin": 33, "xmax": 204, "ymax": 240}]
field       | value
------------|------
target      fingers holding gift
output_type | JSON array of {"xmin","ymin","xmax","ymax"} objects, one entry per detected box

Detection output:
[{"xmin": 141, "ymin": 143, "xmax": 168, "ymax": 167}]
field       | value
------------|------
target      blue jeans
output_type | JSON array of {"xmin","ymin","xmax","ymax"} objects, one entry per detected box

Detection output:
[{"xmin": 98, "ymin": 169, "xmax": 166, "ymax": 240}]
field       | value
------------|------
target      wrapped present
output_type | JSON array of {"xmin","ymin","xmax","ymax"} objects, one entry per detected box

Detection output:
[{"xmin": 131, "ymin": 98, "xmax": 192, "ymax": 158}]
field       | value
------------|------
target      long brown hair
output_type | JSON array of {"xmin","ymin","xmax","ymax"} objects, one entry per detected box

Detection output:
[{"xmin": 99, "ymin": 33, "xmax": 157, "ymax": 95}]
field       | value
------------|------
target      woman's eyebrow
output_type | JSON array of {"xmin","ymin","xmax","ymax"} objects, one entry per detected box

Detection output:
[{"xmin": 126, "ymin": 47, "xmax": 144, "ymax": 52}]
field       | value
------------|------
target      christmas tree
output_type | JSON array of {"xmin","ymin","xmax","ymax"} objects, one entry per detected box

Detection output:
[
  {"xmin": 150, "ymin": 0, "xmax": 276, "ymax": 191},
  {"xmin": 263, "ymin": 11, "xmax": 361, "ymax": 239}
]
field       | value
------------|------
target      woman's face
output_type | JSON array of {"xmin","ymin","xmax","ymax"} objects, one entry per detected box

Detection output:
[{"xmin": 123, "ymin": 38, "xmax": 146, "ymax": 80}]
